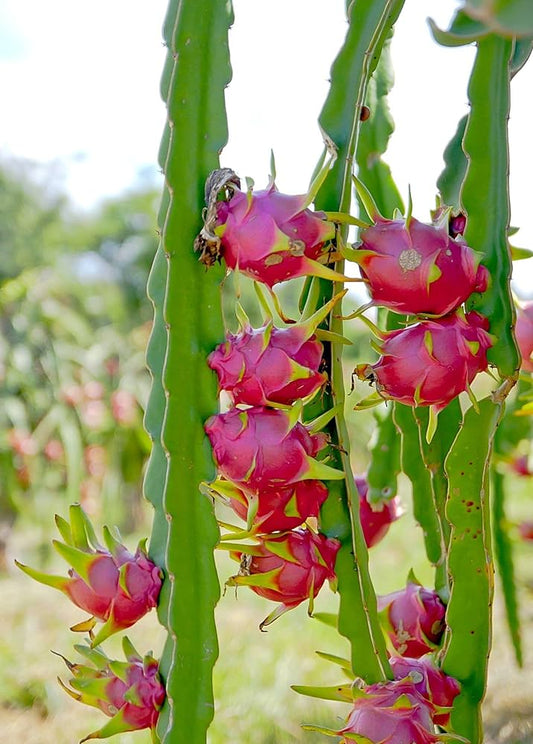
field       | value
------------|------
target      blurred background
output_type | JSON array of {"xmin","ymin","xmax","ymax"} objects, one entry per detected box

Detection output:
[{"xmin": 1, "ymin": 1, "xmax": 532, "ymax": 742}]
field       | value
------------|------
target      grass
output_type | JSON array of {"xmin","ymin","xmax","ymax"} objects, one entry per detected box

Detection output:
[{"xmin": 2, "ymin": 471, "xmax": 533, "ymax": 744}]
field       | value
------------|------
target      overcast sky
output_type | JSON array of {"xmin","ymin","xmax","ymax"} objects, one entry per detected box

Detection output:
[{"xmin": 0, "ymin": 0, "xmax": 531, "ymax": 296}]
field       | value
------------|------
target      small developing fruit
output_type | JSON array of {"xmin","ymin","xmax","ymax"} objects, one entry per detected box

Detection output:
[
  {"xmin": 57, "ymin": 637, "xmax": 165, "ymax": 742},
  {"xmin": 355, "ymin": 474, "xmax": 402, "ymax": 548},
  {"xmin": 378, "ymin": 581, "xmax": 446, "ymax": 658}
]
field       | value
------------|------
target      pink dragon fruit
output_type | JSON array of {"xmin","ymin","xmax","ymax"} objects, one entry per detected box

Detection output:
[
  {"xmin": 338, "ymin": 679, "xmax": 439, "ymax": 744},
  {"xmin": 515, "ymin": 301, "xmax": 533, "ymax": 372},
  {"xmin": 355, "ymin": 213, "xmax": 488, "ymax": 316},
  {"xmin": 16, "ymin": 504, "xmax": 162, "ymax": 646},
  {"xmin": 356, "ymin": 311, "xmax": 492, "ymax": 412},
  {"xmin": 211, "ymin": 478, "xmax": 329, "ymax": 534},
  {"xmin": 227, "ymin": 528, "xmax": 340, "ymax": 628},
  {"xmin": 57, "ymin": 637, "xmax": 165, "ymax": 741},
  {"xmin": 510, "ymin": 454, "xmax": 532, "ymax": 477},
  {"xmin": 208, "ymin": 321, "xmax": 325, "ymax": 406},
  {"xmin": 378, "ymin": 581, "xmax": 446, "ymax": 658},
  {"xmin": 355, "ymin": 474, "xmax": 402, "ymax": 548},
  {"xmin": 518, "ymin": 521, "xmax": 533, "ymax": 541},
  {"xmin": 205, "ymin": 406, "xmax": 343, "ymax": 493},
  {"xmin": 390, "ymin": 655, "xmax": 461, "ymax": 727},
  {"xmin": 194, "ymin": 168, "xmax": 346, "ymax": 287}
]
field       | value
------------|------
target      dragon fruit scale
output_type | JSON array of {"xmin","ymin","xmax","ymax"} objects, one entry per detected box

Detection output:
[
  {"xmin": 195, "ymin": 168, "xmax": 346, "ymax": 287},
  {"xmin": 355, "ymin": 474, "xmax": 402, "ymax": 548},
  {"xmin": 57, "ymin": 637, "xmax": 165, "ymax": 742},
  {"xmin": 227, "ymin": 528, "xmax": 340, "ymax": 628},
  {"xmin": 211, "ymin": 477, "xmax": 329, "ymax": 534},
  {"xmin": 356, "ymin": 311, "xmax": 492, "ymax": 412},
  {"xmin": 355, "ymin": 213, "xmax": 488, "ymax": 316},
  {"xmin": 204, "ymin": 406, "xmax": 343, "ymax": 493},
  {"xmin": 16, "ymin": 505, "xmax": 162, "ymax": 646},
  {"xmin": 378, "ymin": 581, "xmax": 446, "ymax": 658}
]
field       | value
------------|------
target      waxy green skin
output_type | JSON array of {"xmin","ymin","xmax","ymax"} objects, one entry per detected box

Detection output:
[
  {"xmin": 145, "ymin": 1, "xmax": 233, "ymax": 743},
  {"xmin": 393, "ymin": 403, "xmax": 444, "ymax": 573},
  {"xmin": 441, "ymin": 398, "xmax": 502, "ymax": 744},
  {"xmin": 461, "ymin": 35, "xmax": 518, "ymax": 377}
]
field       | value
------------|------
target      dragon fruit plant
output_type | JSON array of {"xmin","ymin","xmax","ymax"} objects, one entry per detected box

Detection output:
[{"xmin": 20, "ymin": 2, "xmax": 529, "ymax": 744}]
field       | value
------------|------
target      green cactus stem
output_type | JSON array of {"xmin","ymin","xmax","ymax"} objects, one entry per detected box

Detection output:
[
  {"xmin": 144, "ymin": 1, "xmax": 233, "ymax": 743},
  {"xmin": 312, "ymin": 0, "xmax": 406, "ymax": 684},
  {"xmin": 441, "ymin": 397, "xmax": 502, "ymax": 744}
]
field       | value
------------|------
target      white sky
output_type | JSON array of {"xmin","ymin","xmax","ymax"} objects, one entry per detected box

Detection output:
[{"xmin": 0, "ymin": 0, "xmax": 531, "ymax": 296}]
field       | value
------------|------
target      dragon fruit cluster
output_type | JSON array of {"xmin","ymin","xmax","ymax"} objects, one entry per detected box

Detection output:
[
  {"xmin": 353, "ymin": 199, "xmax": 493, "ymax": 414},
  {"xmin": 199, "ymin": 171, "xmax": 405, "ymax": 627},
  {"xmin": 17, "ymin": 505, "xmax": 165, "ymax": 739},
  {"xmin": 205, "ymin": 322, "xmax": 343, "ymax": 627}
]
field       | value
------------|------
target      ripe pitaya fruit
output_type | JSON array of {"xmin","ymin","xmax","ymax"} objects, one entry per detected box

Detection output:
[
  {"xmin": 378, "ymin": 581, "xmax": 446, "ymax": 658},
  {"xmin": 227, "ymin": 528, "xmax": 340, "ymax": 628},
  {"xmin": 16, "ymin": 504, "xmax": 162, "ymax": 646},
  {"xmin": 57, "ymin": 637, "xmax": 165, "ymax": 742},
  {"xmin": 195, "ymin": 168, "xmax": 346, "ymax": 287},
  {"xmin": 338, "ymin": 679, "xmax": 439, "ymax": 744},
  {"xmin": 355, "ymin": 474, "xmax": 402, "ymax": 548},
  {"xmin": 356, "ymin": 311, "xmax": 492, "ymax": 413},
  {"xmin": 355, "ymin": 212, "xmax": 488, "ymax": 316},
  {"xmin": 205, "ymin": 406, "xmax": 343, "ymax": 492},
  {"xmin": 390, "ymin": 655, "xmax": 461, "ymax": 727},
  {"xmin": 211, "ymin": 478, "xmax": 329, "ymax": 534},
  {"xmin": 208, "ymin": 320, "xmax": 326, "ymax": 407},
  {"xmin": 515, "ymin": 301, "xmax": 533, "ymax": 372}
]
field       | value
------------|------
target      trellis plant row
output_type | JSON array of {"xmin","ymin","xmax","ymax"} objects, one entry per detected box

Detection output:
[{"xmin": 16, "ymin": 2, "xmax": 533, "ymax": 744}]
